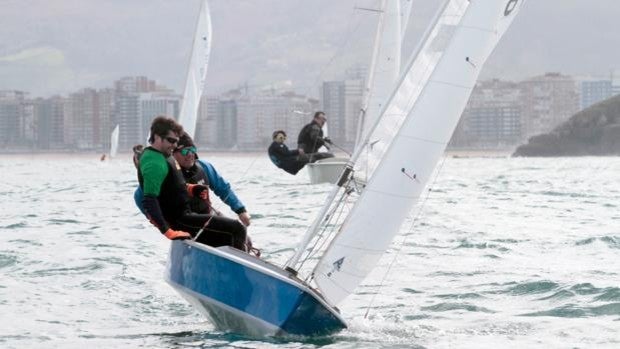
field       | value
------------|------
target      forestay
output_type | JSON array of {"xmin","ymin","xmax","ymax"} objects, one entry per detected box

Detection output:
[
  {"xmin": 177, "ymin": 0, "xmax": 213, "ymax": 138},
  {"xmin": 312, "ymin": 0, "xmax": 525, "ymax": 306}
]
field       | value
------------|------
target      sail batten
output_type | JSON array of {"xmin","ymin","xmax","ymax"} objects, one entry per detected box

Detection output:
[{"xmin": 312, "ymin": 0, "xmax": 524, "ymax": 306}]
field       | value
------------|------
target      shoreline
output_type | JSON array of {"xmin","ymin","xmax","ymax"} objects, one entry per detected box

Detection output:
[{"xmin": 0, "ymin": 149, "xmax": 515, "ymax": 159}]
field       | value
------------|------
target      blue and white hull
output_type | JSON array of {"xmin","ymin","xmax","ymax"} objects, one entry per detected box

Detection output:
[{"xmin": 165, "ymin": 241, "xmax": 347, "ymax": 337}]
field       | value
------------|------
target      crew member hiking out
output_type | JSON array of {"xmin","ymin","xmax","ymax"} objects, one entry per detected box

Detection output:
[
  {"xmin": 137, "ymin": 116, "xmax": 249, "ymax": 251},
  {"xmin": 268, "ymin": 130, "xmax": 309, "ymax": 175}
]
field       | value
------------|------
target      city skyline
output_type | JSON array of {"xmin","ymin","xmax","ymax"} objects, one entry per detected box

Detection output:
[
  {"xmin": 1, "ymin": 0, "xmax": 620, "ymax": 98},
  {"xmin": 2, "ymin": 69, "xmax": 617, "ymax": 153}
]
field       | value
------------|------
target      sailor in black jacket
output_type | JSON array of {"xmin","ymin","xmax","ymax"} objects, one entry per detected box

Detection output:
[
  {"xmin": 297, "ymin": 111, "xmax": 335, "ymax": 162},
  {"xmin": 268, "ymin": 130, "xmax": 308, "ymax": 175}
]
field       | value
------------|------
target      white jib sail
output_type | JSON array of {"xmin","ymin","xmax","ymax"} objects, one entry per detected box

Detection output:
[
  {"xmin": 358, "ymin": 0, "xmax": 402, "ymax": 147},
  {"xmin": 110, "ymin": 124, "xmax": 120, "ymax": 158},
  {"xmin": 177, "ymin": 0, "xmax": 212, "ymax": 138},
  {"xmin": 313, "ymin": 0, "xmax": 525, "ymax": 306},
  {"xmin": 353, "ymin": 0, "xmax": 403, "ymax": 182}
]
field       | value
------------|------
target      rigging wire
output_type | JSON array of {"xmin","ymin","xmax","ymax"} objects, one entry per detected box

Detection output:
[
  {"xmin": 300, "ymin": 190, "xmax": 355, "ymax": 281},
  {"xmin": 289, "ymin": 187, "xmax": 348, "ymax": 270}
]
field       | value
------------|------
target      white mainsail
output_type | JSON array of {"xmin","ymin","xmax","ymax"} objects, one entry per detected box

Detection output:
[
  {"xmin": 309, "ymin": 0, "xmax": 524, "ymax": 306},
  {"xmin": 177, "ymin": 0, "xmax": 212, "ymax": 138},
  {"xmin": 110, "ymin": 124, "xmax": 120, "ymax": 158}
]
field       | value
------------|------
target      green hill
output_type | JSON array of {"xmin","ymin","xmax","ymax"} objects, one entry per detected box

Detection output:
[{"xmin": 513, "ymin": 94, "xmax": 620, "ymax": 156}]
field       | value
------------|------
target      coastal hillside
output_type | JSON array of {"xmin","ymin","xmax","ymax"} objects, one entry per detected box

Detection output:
[{"xmin": 513, "ymin": 94, "xmax": 620, "ymax": 156}]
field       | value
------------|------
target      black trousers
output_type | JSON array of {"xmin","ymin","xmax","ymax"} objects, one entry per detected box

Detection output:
[
  {"xmin": 306, "ymin": 152, "xmax": 335, "ymax": 163},
  {"xmin": 171, "ymin": 213, "xmax": 247, "ymax": 251}
]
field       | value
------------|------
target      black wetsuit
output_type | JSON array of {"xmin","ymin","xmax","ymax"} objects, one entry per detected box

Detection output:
[
  {"xmin": 297, "ymin": 121, "xmax": 335, "ymax": 162},
  {"xmin": 268, "ymin": 141, "xmax": 308, "ymax": 175},
  {"xmin": 138, "ymin": 147, "xmax": 246, "ymax": 250},
  {"xmin": 297, "ymin": 120, "xmax": 327, "ymax": 154}
]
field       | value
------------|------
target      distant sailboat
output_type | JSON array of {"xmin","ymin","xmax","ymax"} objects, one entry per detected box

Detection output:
[
  {"xmin": 110, "ymin": 124, "xmax": 120, "ymax": 158},
  {"xmin": 167, "ymin": 0, "xmax": 524, "ymax": 336},
  {"xmin": 101, "ymin": 124, "xmax": 119, "ymax": 161},
  {"xmin": 176, "ymin": 0, "xmax": 213, "ymax": 139}
]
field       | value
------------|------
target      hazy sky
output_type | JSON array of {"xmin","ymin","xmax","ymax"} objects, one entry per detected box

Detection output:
[{"xmin": 1, "ymin": 0, "xmax": 619, "ymax": 98}]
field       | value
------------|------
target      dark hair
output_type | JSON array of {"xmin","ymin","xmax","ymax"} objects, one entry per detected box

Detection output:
[
  {"xmin": 313, "ymin": 111, "xmax": 325, "ymax": 119},
  {"xmin": 177, "ymin": 131, "xmax": 195, "ymax": 148},
  {"xmin": 132, "ymin": 144, "xmax": 144, "ymax": 154},
  {"xmin": 148, "ymin": 116, "xmax": 183, "ymax": 143},
  {"xmin": 272, "ymin": 130, "xmax": 287, "ymax": 139},
  {"xmin": 132, "ymin": 144, "xmax": 144, "ymax": 169}
]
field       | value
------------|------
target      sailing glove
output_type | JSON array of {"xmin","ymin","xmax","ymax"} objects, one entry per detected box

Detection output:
[
  {"xmin": 323, "ymin": 137, "xmax": 332, "ymax": 145},
  {"xmin": 164, "ymin": 228, "xmax": 191, "ymax": 240},
  {"xmin": 187, "ymin": 184, "xmax": 209, "ymax": 200}
]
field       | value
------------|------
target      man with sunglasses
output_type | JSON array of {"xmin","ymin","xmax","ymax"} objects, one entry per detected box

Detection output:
[
  {"xmin": 268, "ymin": 130, "xmax": 308, "ymax": 175},
  {"xmin": 171, "ymin": 132, "xmax": 251, "ymax": 226},
  {"xmin": 136, "ymin": 116, "xmax": 248, "ymax": 251}
]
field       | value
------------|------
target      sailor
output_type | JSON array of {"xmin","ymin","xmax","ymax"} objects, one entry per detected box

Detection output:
[
  {"xmin": 136, "ymin": 116, "xmax": 248, "ymax": 250},
  {"xmin": 268, "ymin": 130, "xmax": 309, "ymax": 175},
  {"xmin": 297, "ymin": 111, "xmax": 335, "ymax": 162},
  {"xmin": 136, "ymin": 131, "xmax": 251, "ymax": 225}
]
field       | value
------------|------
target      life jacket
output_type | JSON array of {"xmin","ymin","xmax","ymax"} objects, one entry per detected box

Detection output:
[
  {"xmin": 138, "ymin": 147, "xmax": 191, "ymax": 222},
  {"xmin": 297, "ymin": 121, "xmax": 324, "ymax": 153},
  {"xmin": 182, "ymin": 163, "xmax": 212, "ymax": 214}
]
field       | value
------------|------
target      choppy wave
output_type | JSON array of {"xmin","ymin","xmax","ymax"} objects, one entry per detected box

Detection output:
[{"xmin": 1, "ymin": 155, "xmax": 619, "ymax": 348}]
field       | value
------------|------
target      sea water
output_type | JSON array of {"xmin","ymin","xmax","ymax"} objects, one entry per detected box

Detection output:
[{"xmin": 1, "ymin": 153, "xmax": 618, "ymax": 348}]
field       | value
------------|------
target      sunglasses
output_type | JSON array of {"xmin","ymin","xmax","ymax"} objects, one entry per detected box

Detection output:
[
  {"xmin": 178, "ymin": 146, "xmax": 197, "ymax": 156},
  {"xmin": 164, "ymin": 136, "xmax": 179, "ymax": 144}
]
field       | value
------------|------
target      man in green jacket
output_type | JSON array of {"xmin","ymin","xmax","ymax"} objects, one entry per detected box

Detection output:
[{"xmin": 138, "ymin": 116, "xmax": 247, "ymax": 250}]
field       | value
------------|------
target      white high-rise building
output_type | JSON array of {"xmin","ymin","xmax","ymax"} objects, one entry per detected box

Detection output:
[
  {"xmin": 236, "ymin": 92, "xmax": 316, "ymax": 150},
  {"xmin": 139, "ymin": 93, "xmax": 181, "ymax": 143},
  {"xmin": 452, "ymin": 79, "xmax": 522, "ymax": 149},
  {"xmin": 519, "ymin": 73, "xmax": 579, "ymax": 139},
  {"xmin": 320, "ymin": 78, "xmax": 364, "ymax": 151}
]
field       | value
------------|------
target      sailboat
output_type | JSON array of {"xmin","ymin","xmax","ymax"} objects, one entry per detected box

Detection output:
[
  {"xmin": 110, "ymin": 124, "xmax": 120, "ymax": 158},
  {"xmin": 307, "ymin": 0, "xmax": 406, "ymax": 184},
  {"xmin": 166, "ymin": 0, "xmax": 524, "ymax": 336},
  {"xmin": 101, "ymin": 124, "xmax": 119, "ymax": 161},
  {"xmin": 175, "ymin": 0, "xmax": 212, "ymax": 139}
]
